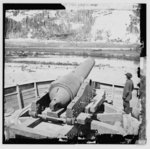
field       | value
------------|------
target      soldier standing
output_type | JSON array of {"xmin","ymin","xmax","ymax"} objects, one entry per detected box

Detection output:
[{"xmin": 122, "ymin": 73, "xmax": 134, "ymax": 114}]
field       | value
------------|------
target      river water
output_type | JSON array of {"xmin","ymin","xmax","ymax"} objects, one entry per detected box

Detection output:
[{"xmin": 5, "ymin": 55, "xmax": 140, "ymax": 87}]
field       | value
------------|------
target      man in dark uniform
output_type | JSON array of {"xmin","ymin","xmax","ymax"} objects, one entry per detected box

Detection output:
[{"xmin": 122, "ymin": 73, "xmax": 134, "ymax": 114}]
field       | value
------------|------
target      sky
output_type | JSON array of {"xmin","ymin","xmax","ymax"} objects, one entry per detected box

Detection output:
[{"xmin": 91, "ymin": 10, "xmax": 140, "ymax": 42}]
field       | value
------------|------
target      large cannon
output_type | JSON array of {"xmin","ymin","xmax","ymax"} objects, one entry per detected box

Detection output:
[
  {"xmin": 4, "ymin": 57, "xmax": 141, "ymax": 143},
  {"xmin": 49, "ymin": 57, "xmax": 95, "ymax": 111}
]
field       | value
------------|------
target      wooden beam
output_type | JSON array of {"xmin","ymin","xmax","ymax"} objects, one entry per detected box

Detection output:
[
  {"xmin": 16, "ymin": 84, "xmax": 24, "ymax": 109},
  {"xmin": 90, "ymin": 90, "xmax": 105, "ymax": 113},
  {"xmin": 5, "ymin": 92, "xmax": 17, "ymax": 97},
  {"xmin": 9, "ymin": 124, "xmax": 57, "ymax": 139},
  {"xmin": 76, "ymin": 113, "xmax": 91, "ymax": 125},
  {"xmin": 21, "ymin": 88, "xmax": 35, "ymax": 93},
  {"xmin": 44, "ymin": 108, "xmax": 65, "ymax": 118},
  {"xmin": 96, "ymin": 113, "xmax": 123, "ymax": 125},
  {"xmin": 112, "ymin": 84, "xmax": 115, "ymax": 102},
  {"xmin": 104, "ymin": 102, "xmax": 118, "ymax": 113},
  {"xmin": 91, "ymin": 120, "xmax": 125, "ymax": 135},
  {"xmin": 34, "ymin": 82, "xmax": 39, "ymax": 98}
]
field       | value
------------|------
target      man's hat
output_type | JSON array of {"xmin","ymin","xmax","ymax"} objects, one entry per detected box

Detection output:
[{"xmin": 125, "ymin": 73, "xmax": 132, "ymax": 78}]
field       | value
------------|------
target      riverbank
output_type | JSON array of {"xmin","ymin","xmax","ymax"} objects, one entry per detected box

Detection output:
[{"xmin": 5, "ymin": 39, "xmax": 140, "ymax": 61}]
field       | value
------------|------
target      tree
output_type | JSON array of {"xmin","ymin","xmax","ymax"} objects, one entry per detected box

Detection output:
[{"xmin": 126, "ymin": 6, "xmax": 140, "ymax": 34}]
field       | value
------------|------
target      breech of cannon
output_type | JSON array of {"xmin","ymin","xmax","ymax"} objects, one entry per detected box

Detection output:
[{"xmin": 49, "ymin": 58, "xmax": 95, "ymax": 111}]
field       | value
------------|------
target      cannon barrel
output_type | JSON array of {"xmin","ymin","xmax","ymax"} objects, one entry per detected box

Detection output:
[{"xmin": 49, "ymin": 57, "xmax": 95, "ymax": 111}]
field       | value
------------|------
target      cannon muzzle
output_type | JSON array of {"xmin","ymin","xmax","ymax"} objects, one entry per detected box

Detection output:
[{"xmin": 49, "ymin": 57, "xmax": 95, "ymax": 111}]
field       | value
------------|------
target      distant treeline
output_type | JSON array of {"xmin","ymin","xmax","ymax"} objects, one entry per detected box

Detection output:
[
  {"xmin": 5, "ymin": 10, "xmax": 95, "ymax": 41},
  {"xmin": 5, "ymin": 9, "xmax": 140, "ymax": 43}
]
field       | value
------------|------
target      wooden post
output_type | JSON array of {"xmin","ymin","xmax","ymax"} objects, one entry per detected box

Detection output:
[
  {"xmin": 112, "ymin": 84, "xmax": 115, "ymax": 102},
  {"xmin": 16, "ymin": 84, "xmax": 24, "ymax": 109},
  {"xmin": 34, "ymin": 82, "xmax": 39, "ymax": 98}
]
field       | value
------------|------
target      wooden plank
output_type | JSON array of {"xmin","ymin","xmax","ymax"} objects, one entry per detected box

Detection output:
[
  {"xmin": 38, "ymin": 88, "xmax": 49, "ymax": 92},
  {"xmin": 38, "ymin": 89, "xmax": 49, "ymax": 94},
  {"xmin": 85, "ymin": 102, "xmax": 93, "ymax": 113},
  {"xmin": 16, "ymin": 85, "xmax": 24, "ymax": 109},
  {"xmin": 60, "ymin": 112, "xmax": 66, "ymax": 119},
  {"xmin": 38, "ymin": 87, "xmax": 49, "ymax": 90},
  {"xmin": 38, "ymin": 90, "xmax": 48, "ymax": 97},
  {"xmin": 21, "ymin": 118, "xmax": 42, "ymax": 128},
  {"xmin": 38, "ymin": 87, "xmax": 48, "ymax": 90},
  {"xmin": 45, "ymin": 108, "xmax": 65, "ymax": 118},
  {"xmin": 4, "ymin": 86, "xmax": 16, "ymax": 95},
  {"xmin": 96, "ymin": 113, "xmax": 123, "ymax": 125},
  {"xmin": 66, "ymin": 81, "xmax": 92, "ymax": 118},
  {"xmin": 94, "ymin": 81, "xmax": 138, "ymax": 90},
  {"xmin": 22, "ymin": 96, "xmax": 36, "ymax": 101},
  {"xmin": 9, "ymin": 124, "xmax": 57, "ymax": 139},
  {"xmin": 38, "ymin": 85, "xmax": 49, "ymax": 89},
  {"xmin": 112, "ymin": 84, "xmax": 115, "ymax": 101},
  {"xmin": 5, "ymin": 99, "xmax": 19, "ymax": 111},
  {"xmin": 23, "ymin": 95, "xmax": 36, "ymax": 101},
  {"xmin": 90, "ymin": 90, "xmax": 105, "ymax": 113},
  {"xmin": 34, "ymin": 121, "xmax": 72, "ymax": 138},
  {"xmin": 37, "ymin": 83, "xmax": 49, "ymax": 93},
  {"xmin": 76, "ymin": 113, "xmax": 91, "ymax": 125},
  {"xmin": 24, "ymin": 97, "xmax": 36, "ymax": 107},
  {"xmin": 37, "ymin": 80, "xmax": 53, "ymax": 86},
  {"xmin": 104, "ymin": 103, "xmax": 118, "ymax": 113},
  {"xmin": 4, "ymin": 80, "xmax": 52, "ymax": 91},
  {"xmin": 22, "ymin": 91, "xmax": 35, "ymax": 98},
  {"xmin": 22, "ymin": 88, "xmax": 35, "ymax": 94},
  {"xmin": 38, "ymin": 84, "xmax": 50, "ymax": 89},
  {"xmin": 22, "ymin": 89, "xmax": 35, "ymax": 95},
  {"xmin": 23, "ymin": 95, "xmax": 36, "ymax": 102},
  {"xmin": 99, "ymin": 82, "xmax": 112, "ymax": 87},
  {"xmin": 5, "ymin": 92, "xmax": 17, "ymax": 97},
  {"xmin": 34, "ymin": 82, "xmax": 39, "ymax": 98},
  {"xmin": 19, "ymin": 83, "xmax": 34, "ymax": 91},
  {"xmin": 22, "ymin": 94, "xmax": 35, "ymax": 100},
  {"xmin": 4, "ymin": 94, "xmax": 18, "ymax": 102},
  {"xmin": 38, "ymin": 88, "xmax": 49, "ymax": 93},
  {"xmin": 91, "ymin": 120, "xmax": 125, "ymax": 135},
  {"xmin": 5, "ymin": 98, "xmax": 18, "ymax": 105}
]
